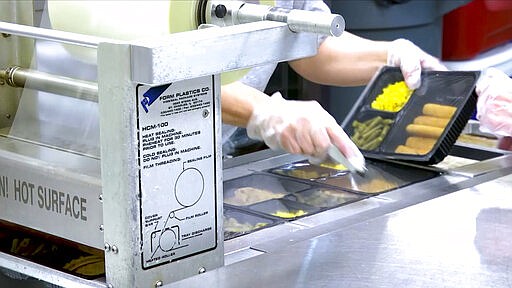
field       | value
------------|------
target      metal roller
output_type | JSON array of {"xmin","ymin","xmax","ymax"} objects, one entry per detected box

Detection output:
[{"xmin": 0, "ymin": 66, "xmax": 98, "ymax": 102}]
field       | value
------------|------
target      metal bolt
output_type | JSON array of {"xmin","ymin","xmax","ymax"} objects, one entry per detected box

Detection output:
[
  {"xmin": 155, "ymin": 280, "xmax": 163, "ymax": 287},
  {"xmin": 99, "ymin": 224, "xmax": 104, "ymax": 232},
  {"xmin": 5, "ymin": 114, "xmax": 11, "ymax": 119},
  {"xmin": 111, "ymin": 245, "xmax": 119, "ymax": 254},
  {"xmin": 198, "ymin": 267, "xmax": 206, "ymax": 274},
  {"xmin": 104, "ymin": 243, "xmax": 111, "ymax": 252},
  {"xmin": 202, "ymin": 109, "xmax": 210, "ymax": 118},
  {"xmin": 214, "ymin": 4, "xmax": 227, "ymax": 18},
  {"xmin": 99, "ymin": 194, "xmax": 103, "ymax": 202}
]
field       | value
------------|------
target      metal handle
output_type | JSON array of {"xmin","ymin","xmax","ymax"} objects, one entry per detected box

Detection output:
[
  {"xmin": 209, "ymin": 1, "xmax": 345, "ymax": 37},
  {"xmin": 283, "ymin": 9, "xmax": 344, "ymax": 37}
]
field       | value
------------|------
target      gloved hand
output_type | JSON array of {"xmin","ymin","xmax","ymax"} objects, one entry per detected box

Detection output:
[
  {"xmin": 387, "ymin": 39, "xmax": 447, "ymax": 89},
  {"xmin": 476, "ymin": 67, "xmax": 512, "ymax": 137},
  {"xmin": 497, "ymin": 136, "xmax": 512, "ymax": 151},
  {"xmin": 246, "ymin": 92, "xmax": 365, "ymax": 171}
]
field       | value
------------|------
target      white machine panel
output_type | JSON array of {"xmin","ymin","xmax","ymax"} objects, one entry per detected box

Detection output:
[{"xmin": 136, "ymin": 76, "xmax": 218, "ymax": 269}]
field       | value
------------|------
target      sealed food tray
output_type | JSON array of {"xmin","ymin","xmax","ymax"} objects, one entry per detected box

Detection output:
[
  {"xmin": 269, "ymin": 161, "xmax": 348, "ymax": 180},
  {"xmin": 224, "ymin": 207, "xmax": 280, "ymax": 240},
  {"xmin": 342, "ymin": 66, "xmax": 480, "ymax": 165},
  {"xmin": 248, "ymin": 198, "xmax": 320, "ymax": 220},
  {"xmin": 270, "ymin": 159, "xmax": 439, "ymax": 194},
  {"xmin": 316, "ymin": 159, "xmax": 439, "ymax": 194},
  {"xmin": 285, "ymin": 187, "xmax": 365, "ymax": 209},
  {"xmin": 223, "ymin": 173, "xmax": 311, "ymax": 206}
]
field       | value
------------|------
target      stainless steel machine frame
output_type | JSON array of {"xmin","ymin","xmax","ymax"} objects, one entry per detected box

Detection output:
[
  {"xmin": 0, "ymin": 1, "xmax": 326, "ymax": 287},
  {"xmin": 2, "ymin": 1, "xmax": 512, "ymax": 288}
]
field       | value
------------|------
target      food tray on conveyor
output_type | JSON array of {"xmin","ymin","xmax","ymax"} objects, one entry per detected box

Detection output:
[
  {"xmin": 0, "ymin": 220, "xmax": 104, "ymax": 280},
  {"xmin": 269, "ymin": 159, "xmax": 440, "ymax": 194},
  {"xmin": 223, "ymin": 173, "xmax": 311, "ymax": 206},
  {"xmin": 223, "ymin": 172, "xmax": 364, "ymax": 220},
  {"xmin": 223, "ymin": 207, "xmax": 281, "ymax": 240},
  {"xmin": 342, "ymin": 66, "xmax": 480, "ymax": 165},
  {"xmin": 268, "ymin": 161, "xmax": 348, "ymax": 180},
  {"xmin": 247, "ymin": 198, "xmax": 320, "ymax": 220},
  {"xmin": 284, "ymin": 187, "xmax": 365, "ymax": 209}
]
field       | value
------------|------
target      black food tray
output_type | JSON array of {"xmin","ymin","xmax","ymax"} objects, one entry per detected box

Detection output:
[
  {"xmin": 342, "ymin": 66, "xmax": 480, "ymax": 165},
  {"xmin": 223, "ymin": 173, "xmax": 311, "ymax": 206},
  {"xmin": 247, "ymin": 198, "xmax": 320, "ymax": 220},
  {"xmin": 269, "ymin": 159, "xmax": 440, "ymax": 194},
  {"xmin": 285, "ymin": 187, "xmax": 365, "ymax": 209},
  {"xmin": 223, "ymin": 207, "xmax": 281, "ymax": 240}
]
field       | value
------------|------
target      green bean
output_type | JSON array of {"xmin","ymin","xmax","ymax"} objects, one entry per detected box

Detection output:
[
  {"xmin": 365, "ymin": 116, "xmax": 383, "ymax": 130},
  {"xmin": 379, "ymin": 125, "xmax": 391, "ymax": 138},
  {"xmin": 361, "ymin": 126, "xmax": 382, "ymax": 141},
  {"xmin": 361, "ymin": 136, "xmax": 384, "ymax": 150}
]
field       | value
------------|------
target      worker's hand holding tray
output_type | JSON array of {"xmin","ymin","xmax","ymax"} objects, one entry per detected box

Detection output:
[{"xmin": 342, "ymin": 66, "xmax": 480, "ymax": 165}]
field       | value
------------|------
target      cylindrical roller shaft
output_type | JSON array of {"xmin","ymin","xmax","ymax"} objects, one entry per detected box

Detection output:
[
  {"xmin": 285, "ymin": 9, "xmax": 344, "ymax": 37},
  {"xmin": 2, "ymin": 66, "xmax": 98, "ymax": 102},
  {"xmin": 210, "ymin": 1, "xmax": 345, "ymax": 37},
  {"xmin": 0, "ymin": 21, "xmax": 107, "ymax": 48}
]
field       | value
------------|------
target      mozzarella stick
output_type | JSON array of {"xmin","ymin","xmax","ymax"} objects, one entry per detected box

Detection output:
[
  {"xmin": 405, "ymin": 136, "xmax": 437, "ymax": 151},
  {"xmin": 395, "ymin": 145, "xmax": 420, "ymax": 154},
  {"xmin": 422, "ymin": 103, "xmax": 457, "ymax": 119},
  {"xmin": 413, "ymin": 115, "xmax": 450, "ymax": 128},
  {"xmin": 406, "ymin": 124, "xmax": 444, "ymax": 138}
]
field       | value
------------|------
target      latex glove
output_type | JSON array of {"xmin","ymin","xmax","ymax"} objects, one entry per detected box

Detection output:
[
  {"xmin": 387, "ymin": 38, "xmax": 447, "ymax": 89},
  {"xmin": 497, "ymin": 136, "xmax": 512, "ymax": 151},
  {"xmin": 476, "ymin": 67, "xmax": 512, "ymax": 137},
  {"xmin": 247, "ymin": 92, "xmax": 365, "ymax": 171}
]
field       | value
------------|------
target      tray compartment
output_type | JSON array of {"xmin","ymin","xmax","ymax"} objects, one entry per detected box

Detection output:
[
  {"xmin": 223, "ymin": 207, "xmax": 279, "ymax": 240},
  {"xmin": 247, "ymin": 199, "xmax": 320, "ymax": 220},
  {"xmin": 346, "ymin": 111, "xmax": 396, "ymax": 152},
  {"xmin": 316, "ymin": 159, "xmax": 440, "ymax": 194},
  {"xmin": 223, "ymin": 173, "xmax": 311, "ymax": 206},
  {"xmin": 285, "ymin": 188, "xmax": 364, "ymax": 209}
]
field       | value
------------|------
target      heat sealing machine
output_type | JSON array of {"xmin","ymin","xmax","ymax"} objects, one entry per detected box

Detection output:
[{"xmin": 1, "ymin": 1, "xmax": 512, "ymax": 288}]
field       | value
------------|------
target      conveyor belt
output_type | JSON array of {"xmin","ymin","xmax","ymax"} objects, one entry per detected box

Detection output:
[{"xmin": 171, "ymin": 161, "xmax": 512, "ymax": 288}]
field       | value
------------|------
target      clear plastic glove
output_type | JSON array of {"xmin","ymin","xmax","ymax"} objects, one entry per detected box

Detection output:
[
  {"xmin": 387, "ymin": 38, "xmax": 447, "ymax": 89},
  {"xmin": 246, "ymin": 92, "xmax": 365, "ymax": 171},
  {"xmin": 476, "ymin": 67, "xmax": 512, "ymax": 137},
  {"xmin": 497, "ymin": 136, "xmax": 512, "ymax": 151}
]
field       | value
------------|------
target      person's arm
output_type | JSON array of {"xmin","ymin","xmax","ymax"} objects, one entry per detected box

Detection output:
[
  {"xmin": 290, "ymin": 31, "xmax": 446, "ymax": 90},
  {"xmin": 221, "ymin": 81, "xmax": 267, "ymax": 127},
  {"xmin": 220, "ymin": 81, "xmax": 366, "ymax": 170},
  {"xmin": 289, "ymin": 32, "xmax": 388, "ymax": 87}
]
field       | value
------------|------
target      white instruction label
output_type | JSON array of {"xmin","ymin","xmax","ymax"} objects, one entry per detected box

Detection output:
[{"xmin": 136, "ymin": 76, "xmax": 217, "ymax": 269}]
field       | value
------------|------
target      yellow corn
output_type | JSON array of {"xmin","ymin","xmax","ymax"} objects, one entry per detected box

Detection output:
[{"xmin": 371, "ymin": 81, "xmax": 413, "ymax": 112}]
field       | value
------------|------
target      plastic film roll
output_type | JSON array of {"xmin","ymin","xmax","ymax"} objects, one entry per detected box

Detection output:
[
  {"xmin": 48, "ymin": 0, "xmax": 275, "ymax": 84},
  {"xmin": 48, "ymin": 1, "xmax": 178, "ymax": 63}
]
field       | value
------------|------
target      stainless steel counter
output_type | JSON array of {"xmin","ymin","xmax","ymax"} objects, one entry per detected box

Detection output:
[
  {"xmin": 171, "ymin": 155, "xmax": 512, "ymax": 288},
  {"xmin": 1, "ymin": 142, "xmax": 511, "ymax": 288}
]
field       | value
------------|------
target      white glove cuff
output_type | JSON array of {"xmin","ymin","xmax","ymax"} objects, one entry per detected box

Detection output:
[{"xmin": 246, "ymin": 92, "xmax": 286, "ymax": 150}]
